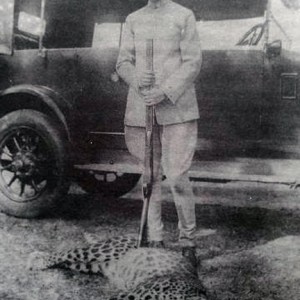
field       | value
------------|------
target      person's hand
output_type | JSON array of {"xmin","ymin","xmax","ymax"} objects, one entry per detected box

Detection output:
[
  {"xmin": 138, "ymin": 71, "xmax": 155, "ymax": 88},
  {"xmin": 142, "ymin": 87, "xmax": 166, "ymax": 106}
]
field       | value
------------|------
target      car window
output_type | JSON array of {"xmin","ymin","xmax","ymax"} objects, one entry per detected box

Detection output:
[
  {"xmin": 92, "ymin": 23, "xmax": 122, "ymax": 49},
  {"xmin": 13, "ymin": 0, "xmax": 270, "ymax": 51},
  {"xmin": 270, "ymin": 0, "xmax": 300, "ymax": 51},
  {"xmin": 91, "ymin": 1, "xmax": 142, "ymax": 49},
  {"xmin": 43, "ymin": 0, "xmax": 141, "ymax": 49},
  {"xmin": 0, "ymin": 0, "xmax": 14, "ymax": 54},
  {"xmin": 177, "ymin": 0, "xmax": 267, "ymax": 21},
  {"xmin": 14, "ymin": 0, "xmax": 41, "ymax": 50},
  {"xmin": 198, "ymin": 17, "xmax": 265, "ymax": 50},
  {"xmin": 43, "ymin": 0, "xmax": 95, "ymax": 49}
]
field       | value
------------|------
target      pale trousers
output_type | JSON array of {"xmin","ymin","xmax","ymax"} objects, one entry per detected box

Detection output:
[{"xmin": 125, "ymin": 120, "xmax": 198, "ymax": 247}]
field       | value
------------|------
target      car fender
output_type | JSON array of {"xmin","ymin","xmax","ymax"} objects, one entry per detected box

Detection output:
[{"xmin": 0, "ymin": 84, "xmax": 74, "ymax": 141}]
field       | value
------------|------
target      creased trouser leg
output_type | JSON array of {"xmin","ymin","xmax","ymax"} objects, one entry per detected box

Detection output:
[
  {"xmin": 125, "ymin": 120, "xmax": 198, "ymax": 245},
  {"xmin": 169, "ymin": 174, "xmax": 196, "ymax": 247},
  {"xmin": 161, "ymin": 120, "xmax": 198, "ymax": 247}
]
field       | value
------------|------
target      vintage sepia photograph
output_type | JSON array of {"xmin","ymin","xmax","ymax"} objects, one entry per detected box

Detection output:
[{"xmin": 0, "ymin": 0, "xmax": 300, "ymax": 299}]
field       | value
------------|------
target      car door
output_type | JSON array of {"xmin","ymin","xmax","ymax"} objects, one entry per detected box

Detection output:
[
  {"xmin": 39, "ymin": 0, "xmax": 139, "ymax": 150},
  {"xmin": 193, "ymin": 1, "xmax": 267, "ymax": 156},
  {"xmin": 63, "ymin": 1, "xmax": 144, "ymax": 149}
]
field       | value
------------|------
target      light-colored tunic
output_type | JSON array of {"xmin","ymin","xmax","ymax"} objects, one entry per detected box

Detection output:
[{"xmin": 116, "ymin": 0, "xmax": 202, "ymax": 126}]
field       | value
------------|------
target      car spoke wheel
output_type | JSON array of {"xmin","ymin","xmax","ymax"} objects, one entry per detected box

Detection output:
[
  {"xmin": 0, "ymin": 128, "xmax": 54, "ymax": 201},
  {"xmin": 0, "ymin": 110, "xmax": 70, "ymax": 217}
]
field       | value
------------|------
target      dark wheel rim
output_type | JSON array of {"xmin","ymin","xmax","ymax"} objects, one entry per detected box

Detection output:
[{"xmin": 0, "ymin": 127, "xmax": 57, "ymax": 203}]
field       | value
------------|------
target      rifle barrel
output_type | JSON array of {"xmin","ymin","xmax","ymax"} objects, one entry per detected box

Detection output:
[{"xmin": 137, "ymin": 38, "xmax": 155, "ymax": 248}]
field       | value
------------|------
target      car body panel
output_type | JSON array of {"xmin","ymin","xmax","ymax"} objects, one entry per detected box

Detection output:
[{"xmin": 0, "ymin": 0, "xmax": 300, "ymax": 182}]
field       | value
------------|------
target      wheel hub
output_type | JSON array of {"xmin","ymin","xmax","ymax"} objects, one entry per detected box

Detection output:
[{"xmin": 12, "ymin": 151, "xmax": 37, "ymax": 178}]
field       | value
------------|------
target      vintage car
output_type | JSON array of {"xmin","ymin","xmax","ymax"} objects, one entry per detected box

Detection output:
[{"xmin": 0, "ymin": 0, "xmax": 299, "ymax": 217}]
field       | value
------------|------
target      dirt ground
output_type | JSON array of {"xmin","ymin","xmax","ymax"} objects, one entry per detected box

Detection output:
[{"xmin": 0, "ymin": 180, "xmax": 300, "ymax": 300}]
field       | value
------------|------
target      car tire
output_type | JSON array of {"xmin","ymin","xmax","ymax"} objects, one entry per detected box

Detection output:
[
  {"xmin": 76, "ymin": 171, "xmax": 141, "ymax": 198},
  {"xmin": 0, "ymin": 109, "xmax": 70, "ymax": 218}
]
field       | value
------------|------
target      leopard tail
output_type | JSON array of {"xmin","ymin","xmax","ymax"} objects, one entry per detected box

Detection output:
[{"xmin": 26, "ymin": 250, "xmax": 62, "ymax": 271}]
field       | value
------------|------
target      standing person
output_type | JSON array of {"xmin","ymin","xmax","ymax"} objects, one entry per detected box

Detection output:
[{"xmin": 116, "ymin": 0, "xmax": 201, "ymax": 264}]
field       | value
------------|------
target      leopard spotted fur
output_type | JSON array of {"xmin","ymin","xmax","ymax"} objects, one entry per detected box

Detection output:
[{"xmin": 28, "ymin": 235, "xmax": 207, "ymax": 300}]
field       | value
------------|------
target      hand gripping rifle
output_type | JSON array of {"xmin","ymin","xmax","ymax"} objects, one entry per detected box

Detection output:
[{"xmin": 137, "ymin": 39, "xmax": 155, "ymax": 248}]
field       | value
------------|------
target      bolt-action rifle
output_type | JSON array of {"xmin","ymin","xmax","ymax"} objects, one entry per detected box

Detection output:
[{"xmin": 137, "ymin": 39, "xmax": 155, "ymax": 248}]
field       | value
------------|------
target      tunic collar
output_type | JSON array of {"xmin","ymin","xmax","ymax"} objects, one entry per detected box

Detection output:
[{"xmin": 147, "ymin": 0, "xmax": 170, "ymax": 10}]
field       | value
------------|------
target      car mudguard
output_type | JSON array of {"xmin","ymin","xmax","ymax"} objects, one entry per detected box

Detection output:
[{"xmin": 0, "ymin": 84, "xmax": 74, "ymax": 141}]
